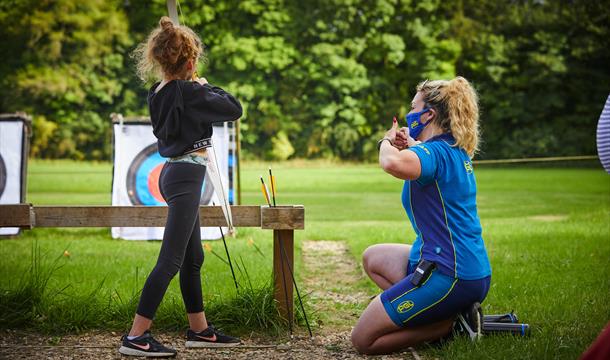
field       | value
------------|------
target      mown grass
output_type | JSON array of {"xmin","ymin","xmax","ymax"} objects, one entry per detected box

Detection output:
[
  {"xmin": 246, "ymin": 162, "xmax": 610, "ymax": 359},
  {"xmin": 1, "ymin": 159, "xmax": 609, "ymax": 359}
]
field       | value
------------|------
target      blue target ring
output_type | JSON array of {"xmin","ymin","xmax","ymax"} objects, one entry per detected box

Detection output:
[{"xmin": 135, "ymin": 152, "xmax": 165, "ymax": 205}]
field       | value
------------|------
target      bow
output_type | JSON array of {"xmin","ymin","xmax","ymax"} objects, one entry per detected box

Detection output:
[{"xmin": 166, "ymin": 0, "xmax": 235, "ymax": 236}]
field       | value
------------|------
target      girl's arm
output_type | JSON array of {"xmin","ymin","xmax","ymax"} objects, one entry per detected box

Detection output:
[{"xmin": 182, "ymin": 81, "xmax": 243, "ymax": 125}]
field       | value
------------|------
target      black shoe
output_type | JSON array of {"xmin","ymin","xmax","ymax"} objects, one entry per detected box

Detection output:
[
  {"xmin": 185, "ymin": 324, "xmax": 241, "ymax": 348},
  {"xmin": 464, "ymin": 302, "xmax": 483, "ymax": 336},
  {"xmin": 453, "ymin": 302, "xmax": 483, "ymax": 341},
  {"xmin": 119, "ymin": 330, "xmax": 177, "ymax": 358}
]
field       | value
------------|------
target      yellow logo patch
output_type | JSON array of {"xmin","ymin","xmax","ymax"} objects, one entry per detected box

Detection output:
[
  {"xmin": 410, "ymin": 121, "xmax": 419, "ymax": 128},
  {"xmin": 416, "ymin": 145, "xmax": 431, "ymax": 155},
  {"xmin": 397, "ymin": 300, "xmax": 414, "ymax": 313},
  {"xmin": 464, "ymin": 160, "xmax": 473, "ymax": 174}
]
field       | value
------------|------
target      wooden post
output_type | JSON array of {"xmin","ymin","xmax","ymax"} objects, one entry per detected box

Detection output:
[{"xmin": 273, "ymin": 229, "xmax": 294, "ymax": 323}]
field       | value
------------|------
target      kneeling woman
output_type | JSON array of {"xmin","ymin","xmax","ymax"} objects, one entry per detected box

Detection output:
[{"xmin": 351, "ymin": 77, "xmax": 491, "ymax": 354}]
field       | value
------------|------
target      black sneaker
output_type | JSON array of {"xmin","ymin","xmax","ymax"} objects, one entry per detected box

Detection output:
[
  {"xmin": 464, "ymin": 302, "xmax": 483, "ymax": 336},
  {"xmin": 119, "ymin": 330, "xmax": 177, "ymax": 358},
  {"xmin": 454, "ymin": 302, "xmax": 483, "ymax": 341},
  {"xmin": 185, "ymin": 324, "xmax": 241, "ymax": 348}
]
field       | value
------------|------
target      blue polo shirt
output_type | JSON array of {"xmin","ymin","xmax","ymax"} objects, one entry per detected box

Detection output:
[{"xmin": 402, "ymin": 133, "xmax": 491, "ymax": 280}]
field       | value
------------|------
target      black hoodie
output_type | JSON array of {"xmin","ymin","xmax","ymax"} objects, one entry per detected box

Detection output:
[{"xmin": 147, "ymin": 80, "xmax": 242, "ymax": 157}]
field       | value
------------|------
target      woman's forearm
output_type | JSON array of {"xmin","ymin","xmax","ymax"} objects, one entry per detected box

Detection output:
[
  {"xmin": 379, "ymin": 140, "xmax": 400, "ymax": 175},
  {"xmin": 379, "ymin": 141, "xmax": 422, "ymax": 180}
]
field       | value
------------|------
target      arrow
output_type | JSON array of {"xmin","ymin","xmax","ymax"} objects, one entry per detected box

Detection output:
[
  {"xmin": 269, "ymin": 167, "xmax": 277, "ymax": 207},
  {"xmin": 260, "ymin": 176, "xmax": 271, "ymax": 207}
]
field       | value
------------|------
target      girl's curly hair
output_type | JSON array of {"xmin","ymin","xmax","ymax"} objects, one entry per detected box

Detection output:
[{"xmin": 133, "ymin": 16, "xmax": 203, "ymax": 82}]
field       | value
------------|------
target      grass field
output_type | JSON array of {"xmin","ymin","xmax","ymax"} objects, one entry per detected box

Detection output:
[{"xmin": 1, "ymin": 159, "xmax": 609, "ymax": 359}]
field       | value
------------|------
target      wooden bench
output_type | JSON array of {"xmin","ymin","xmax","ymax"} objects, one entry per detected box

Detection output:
[{"xmin": 0, "ymin": 204, "xmax": 304, "ymax": 322}]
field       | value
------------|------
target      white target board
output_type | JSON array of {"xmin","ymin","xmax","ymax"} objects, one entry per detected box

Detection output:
[
  {"xmin": 0, "ymin": 116, "xmax": 27, "ymax": 236},
  {"xmin": 111, "ymin": 120, "xmax": 236, "ymax": 240}
]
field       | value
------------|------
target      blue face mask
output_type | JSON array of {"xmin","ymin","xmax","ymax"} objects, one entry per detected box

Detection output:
[{"xmin": 405, "ymin": 108, "xmax": 431, "ymax": 140}]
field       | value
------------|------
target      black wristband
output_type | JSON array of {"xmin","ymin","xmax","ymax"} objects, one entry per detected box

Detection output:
[{"xmin": 377, "ymin": 138, "xmax": 392, "ymax": 150}]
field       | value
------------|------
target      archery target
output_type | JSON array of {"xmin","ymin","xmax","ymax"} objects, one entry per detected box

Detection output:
[
  {"xmin": 111, "ymin": 121, "xmax": 235, "ymax": 240},
  {"xmin": 125, "ymin": 143, "xmax": 214, "ymax": 205},
  {"xmin": 0, "ymin": 116, "xmax": 27, "ymax": 237}
]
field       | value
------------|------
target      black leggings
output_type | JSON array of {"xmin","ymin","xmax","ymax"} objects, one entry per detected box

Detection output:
[{"xmin": 136, "ymin": 162, "xmax": 206, "ymax": 319}]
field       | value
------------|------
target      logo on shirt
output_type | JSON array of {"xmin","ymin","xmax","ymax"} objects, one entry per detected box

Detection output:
[
  {"xmin": 191, "ymin": 137, "xmax": 212, "ymax": 151},
  {"xmin": 463, "ymin": 160, "xmax": 473, "ymax": 174},
  {"xmin": 415, "ymin": 145, "xmax": 431, "ymax": 155},
  {"xmin": 397, "ymin": 300, "xmax": 414, "ymax": 313}
]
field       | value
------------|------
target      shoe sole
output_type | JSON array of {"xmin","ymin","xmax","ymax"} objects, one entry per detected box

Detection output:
[
  {"xmin": 118, "ymin": 345, "xmax": 176, "ymax": 357},
  {"xmin": 185, "ymin": 341, "xmax": 241, "ymax": 348}
]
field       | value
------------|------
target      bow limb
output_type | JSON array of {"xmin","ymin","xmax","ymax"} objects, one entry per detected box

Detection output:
[
  {"xmin": 207, "ymin": 140, "xmax": 235, "ymax": 235},
  {"xmin": 166, "ymin": 0, "xmax": 179, "ymax": 25}
]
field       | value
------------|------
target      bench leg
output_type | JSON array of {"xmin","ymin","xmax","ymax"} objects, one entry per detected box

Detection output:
[{"xmin": 273, "ymin": 229, "xmax": 294, "ymax": 323}]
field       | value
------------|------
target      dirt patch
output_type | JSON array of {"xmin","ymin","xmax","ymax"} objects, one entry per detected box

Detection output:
[
  {"xmin": 0, "ymin": 330, "xmax": 417, "ymax": 359},
  {"xmin": 302, "ymin": 240, "xmax": 369, "ymax": 310},
  {"xmin": 528, "ymin": 214, "xmax": 568, "ymax": 222}
]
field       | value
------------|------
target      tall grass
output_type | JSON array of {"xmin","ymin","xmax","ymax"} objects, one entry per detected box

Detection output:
[
  {"xmin": 0, "ymin": 241, "xmax": 307, "ymax": 336},
  {"xmin": 0, "ymin": 241, "xmax": 60, "ymax": 328}
]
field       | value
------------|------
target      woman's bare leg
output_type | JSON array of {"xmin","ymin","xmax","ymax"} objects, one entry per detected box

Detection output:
[
  {"xmin": 362, "ymin": 244, "xmax": 412, "ymax": 290},
  {"xmin": 351, "ymin": 296, "xmax": 453, "ymax": 355}
]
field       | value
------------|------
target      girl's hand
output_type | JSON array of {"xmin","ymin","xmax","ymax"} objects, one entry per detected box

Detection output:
[{"xmin": 194, "ymin": 77, "xmax": 208, "ymax": 86}]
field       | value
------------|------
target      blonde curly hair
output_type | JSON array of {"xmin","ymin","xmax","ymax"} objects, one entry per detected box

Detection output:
[
  {"xmin": 417, "ymin": 76, "xmax": 480, "ymax": 157},
  {"xmin": 133, "ymin": 16, "xmax": 203, "ymax": 82}
]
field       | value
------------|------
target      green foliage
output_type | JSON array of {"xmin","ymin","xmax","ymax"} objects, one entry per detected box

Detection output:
[
  {"xmin": 0, "ymin": 0, "xmax": 608, "ymax": 159},
  {"xmin": 0, "ymin": 0, "xmax": 132, "ymax": 160}
]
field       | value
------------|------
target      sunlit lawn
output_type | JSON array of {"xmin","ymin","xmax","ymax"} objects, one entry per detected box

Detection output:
[{"xmin": 0, "ymin": 159, "xmax": 608, "ymax": 359}]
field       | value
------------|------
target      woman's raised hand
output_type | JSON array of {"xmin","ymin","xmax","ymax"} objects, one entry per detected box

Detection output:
[
  {"xmin": 384, "ymin": 117, "xmax": 410, "ymax": 150},
  {"xmin": 394, "ymin": 126, "xmax": 410, "ymax": 150},
  {"xmin": 383, "ymin": 117, "xmax": 399, "ymax": 144}
]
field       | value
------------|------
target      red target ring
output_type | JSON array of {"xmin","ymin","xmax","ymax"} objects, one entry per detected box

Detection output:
[{"xmin": 147, "ymin": 163, "xmax": 165, "ymax": 203}]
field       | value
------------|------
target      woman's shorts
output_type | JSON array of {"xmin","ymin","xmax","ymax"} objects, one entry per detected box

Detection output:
[{"xmin": 379, "ymin": 263, "xmax": 490, "ymax": 328}]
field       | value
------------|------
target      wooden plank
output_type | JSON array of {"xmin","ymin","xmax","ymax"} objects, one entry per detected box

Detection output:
[
  {"xmin": 273, "ymin": 229, "xmax": 294, "ymax": 324},
  {"xmin": 0, "ymin": 204, "xmax": 33, "ymax": 228},
  {"xmin": 197, "ymin": 206, "xmax": 261, "ymax": 228},
  {"xmin": 261, "ymin": 205, "xmax": 305, "ymax": 230},
  {"xmin": 33, "ymin": 206, "xmax": 262, "ymax": 228},
  {"xmin": 0, "ymin": 205, "xmax": 306, "ymax": 229}
]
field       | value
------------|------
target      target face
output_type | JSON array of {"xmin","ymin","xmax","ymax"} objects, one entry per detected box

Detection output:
[
  {"xmin": 0, "ymin": 154, "xmax": 6, "ymax": 198},
  {"xmin": 125, "ymin": 144, "xmax": 214, "ymax": 205}
]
